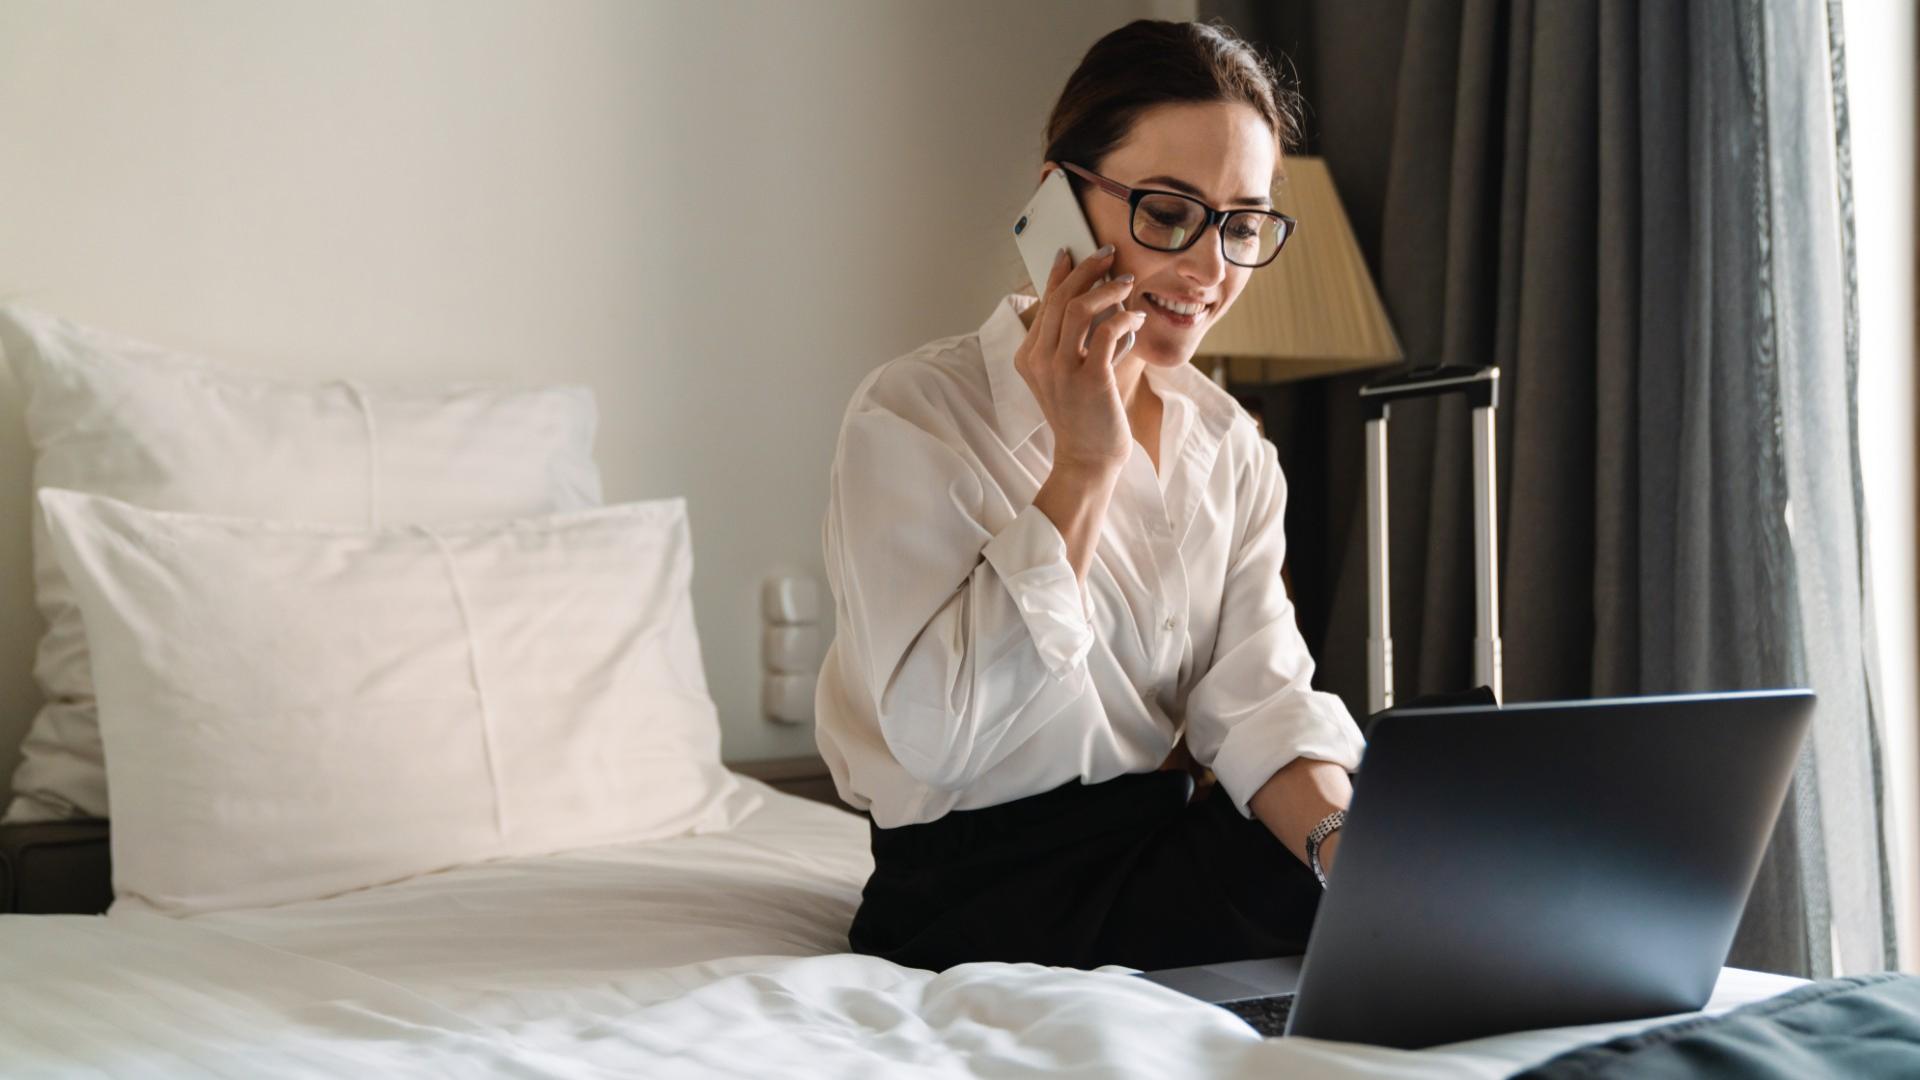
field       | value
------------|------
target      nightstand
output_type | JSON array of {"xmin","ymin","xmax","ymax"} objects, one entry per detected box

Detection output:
[
  {"xmin": 0, "ymin": 817, "xmax": 112, "ymax": 914},
  {"xmin": 732, "ymin": 756, "xmax": 854, "ymax": 812}
]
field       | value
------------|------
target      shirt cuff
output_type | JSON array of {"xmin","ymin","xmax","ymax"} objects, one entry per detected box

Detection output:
[
  {"xmin": 980, "ymin": 503, "xmax": 1097, "ymax": 679},
  {"xmin": 1209, "ymin": 690, "xmax": 1368, "ymax": 819}
]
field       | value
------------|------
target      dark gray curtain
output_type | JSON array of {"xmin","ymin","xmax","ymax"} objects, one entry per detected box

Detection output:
[{"xmin": 1204, "ymin": 0, "xmax": 1896, "ymax": 977}]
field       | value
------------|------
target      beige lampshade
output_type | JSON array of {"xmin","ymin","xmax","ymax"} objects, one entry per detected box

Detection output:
[{"xmin": 1199, "ymin": 156, "xmax": 1402, "ymax": 383}]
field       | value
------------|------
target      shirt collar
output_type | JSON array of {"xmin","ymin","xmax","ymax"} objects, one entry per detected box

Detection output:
[
  {"xmin": 981, "ymin": 293, "xmax": 1046, "ymax": 448},
  {"xmin": 1142, "ymin": 354, "xmax": 1242, "ymax": 461},
  {"xmin": 980, "ymin": 292, "xmax": 1246, "ymax": 455}
]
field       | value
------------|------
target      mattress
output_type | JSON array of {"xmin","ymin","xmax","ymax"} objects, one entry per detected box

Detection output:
[{"xmin": 0, "ymin": 778, "xmax": 1808, "ymax": 1077}]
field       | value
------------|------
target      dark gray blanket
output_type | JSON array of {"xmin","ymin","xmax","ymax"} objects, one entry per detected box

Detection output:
[{"xmin": 1512, "ymin": 973, "xmax": 1920, "ymax": 1079}]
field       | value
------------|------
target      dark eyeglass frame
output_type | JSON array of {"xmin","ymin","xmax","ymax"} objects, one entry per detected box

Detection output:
[{"xmin": 1054, "ymin": 160, "xmax": 1297, "ymax": 268}]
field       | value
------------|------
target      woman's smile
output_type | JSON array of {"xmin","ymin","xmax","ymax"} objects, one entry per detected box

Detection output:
[{"xmin": 1138, "ymin": 290, "xmax": 1214, "ymax": 328}]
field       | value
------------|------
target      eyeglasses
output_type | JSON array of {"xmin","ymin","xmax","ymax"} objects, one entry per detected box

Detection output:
[{"xmin": 1055, "ymin": 161, "xmax": 1297, "ymax": 268}]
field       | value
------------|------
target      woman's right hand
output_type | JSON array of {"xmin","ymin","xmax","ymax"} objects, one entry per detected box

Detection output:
[{"xmin": 1012, "ymin": 245, "xmax": 1148, "ymax": 475}]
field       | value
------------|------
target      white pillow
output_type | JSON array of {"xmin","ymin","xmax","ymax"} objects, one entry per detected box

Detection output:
[
  {"xmin": 1, "ymin": 303, "xmax": 604, "ymax": 822},
  {"xmin": 37, "ymin": 488, "xmax": 755, "ymax": 916}
]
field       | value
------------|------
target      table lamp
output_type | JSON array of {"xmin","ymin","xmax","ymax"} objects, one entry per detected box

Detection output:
[{"xmin": 1198, "ymin": 156, "xmax": 1402, "ymax": 384}]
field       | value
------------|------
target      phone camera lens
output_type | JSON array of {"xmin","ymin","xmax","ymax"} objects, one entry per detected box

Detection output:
[{"xmin": 1014, "ymin": 216, "xmax": 1027, "ymax": 235}]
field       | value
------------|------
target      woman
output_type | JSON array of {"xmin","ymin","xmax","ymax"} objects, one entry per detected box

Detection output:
[{"xmin": 815, "ymin": 19, "xmax": 1365, "ymax": 973}]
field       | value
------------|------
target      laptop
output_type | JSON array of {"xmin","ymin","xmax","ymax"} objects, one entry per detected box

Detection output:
[{"xmin": 1137, "ymin": 689, "xmax": 1816, "ymax": 1049}]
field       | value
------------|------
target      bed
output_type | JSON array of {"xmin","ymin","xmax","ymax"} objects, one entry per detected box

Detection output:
[
  {"xmin": 0, "ymin": 777, "xmax": 1817, "ymax": 1078},
  {"xmin": 1, "ymin": 305, "xmax": 1886, "ymax": 1078}
]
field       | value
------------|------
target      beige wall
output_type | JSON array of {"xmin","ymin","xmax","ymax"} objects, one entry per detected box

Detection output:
[{"xmin": 0, "ymin": 0, "xmax": 1196, "ymax": 792}]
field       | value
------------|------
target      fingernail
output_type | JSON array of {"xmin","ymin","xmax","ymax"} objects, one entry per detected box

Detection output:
[
  {"xmin": 1094, "ymin": 244, "xmax": 1115, "ymax": 258},
  {"xmin": 1055, "ymin": 247, "xmax": 1070, "ymax": 263},
  {"xmin": 1115, "ymin": 273, "xmax": 1134, "ymax": 284}
]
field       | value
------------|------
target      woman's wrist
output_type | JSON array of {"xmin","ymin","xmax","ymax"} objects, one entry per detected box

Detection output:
[
  {"xmin": 1249, "ymin": 757, "xmax": 1354, "ymax": 870},
  {"xmin": 1048, "ymin": 453, "xmax": 1127, "ymax": 485},
  {"xmin": 1033, "ymin": 460, "xmax": 1122, "ymax": 581}
]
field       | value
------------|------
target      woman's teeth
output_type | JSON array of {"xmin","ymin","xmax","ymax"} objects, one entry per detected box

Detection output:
[{"xmin": 1145, "ymin": 293, "xmax": 1207, "ymax": 316}]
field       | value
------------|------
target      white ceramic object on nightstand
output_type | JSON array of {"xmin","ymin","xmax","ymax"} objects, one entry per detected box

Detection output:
[
  {"xmin": 764, "ymin": 624, "xmax": 826, "ymax": 673},
  {"xmin": 762, "ymin": 575, "xmax": 823, "ymax": 724},
  {"xmin": 761, "ymin": 576, "xmax": 821, "ymax": 626},
  {"xmin": 762, "ymin": 673, "xmax": 816, "ymax": 725}
]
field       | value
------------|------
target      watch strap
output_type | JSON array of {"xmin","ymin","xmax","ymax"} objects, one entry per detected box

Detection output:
[{"xmin": 1305, "ymin": 808, "xmax": 1346, "ymax": 889}]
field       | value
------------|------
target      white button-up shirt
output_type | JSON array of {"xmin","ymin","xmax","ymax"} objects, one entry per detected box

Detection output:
[{"xmin": 815, "ymin": 293, "xmax": 1366, "ymax": 828}]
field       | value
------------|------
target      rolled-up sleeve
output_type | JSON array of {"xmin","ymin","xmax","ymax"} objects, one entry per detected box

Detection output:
[
  {"xmin": 1183, "ymin": 436, "xmax": 1367, "ymax": 817},
  {"xmin": 825, "ymin": 401, "xmax": 1099, "ymax": 792},
  {"xmin": 980, "ymin": 503, "xmax": 1097, "ymax": 677}
]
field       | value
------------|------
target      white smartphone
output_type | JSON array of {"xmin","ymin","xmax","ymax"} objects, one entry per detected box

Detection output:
[{"xmin": 1012, "ymin": 169, "xmax": 1134, "ymax": 361}]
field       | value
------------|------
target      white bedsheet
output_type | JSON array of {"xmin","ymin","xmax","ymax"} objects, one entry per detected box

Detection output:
[{"xmin": 0, "ymin": 779, "xmax": 1808, "ymax": 1078}]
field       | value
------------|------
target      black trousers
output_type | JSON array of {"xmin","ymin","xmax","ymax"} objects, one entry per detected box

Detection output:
[{"xmin": 847, "ymin": 769, "xmax": 1325, "ymax": 972}]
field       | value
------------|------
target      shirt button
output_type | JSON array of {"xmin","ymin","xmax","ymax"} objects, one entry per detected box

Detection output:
[{"xmin": 1164, "ymin": 615, "xmax": 1178, "ymax": 632}]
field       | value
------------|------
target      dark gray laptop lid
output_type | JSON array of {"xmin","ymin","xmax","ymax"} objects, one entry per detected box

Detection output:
[{"xmin": 1286, "ymin": 689, "xmax": 1814, "ymax": 1048}]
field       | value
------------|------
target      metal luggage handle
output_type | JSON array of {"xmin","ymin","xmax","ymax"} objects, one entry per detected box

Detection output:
[{"xmin": 1358, "ymin": 366, "xmax": 1503, "ymax": 715}]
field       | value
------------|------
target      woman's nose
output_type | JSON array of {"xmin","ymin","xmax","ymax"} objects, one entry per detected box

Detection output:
[{"xmin": 1175, "ymin": 224, "xmax": 1229, "ymax": 285}]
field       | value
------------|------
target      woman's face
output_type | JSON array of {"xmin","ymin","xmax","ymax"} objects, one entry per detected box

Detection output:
[{"xmin": 1068, "ymin": 100, "xmax": 1278, "ymax": 371}]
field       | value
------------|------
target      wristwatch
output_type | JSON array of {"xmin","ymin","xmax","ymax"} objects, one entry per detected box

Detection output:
[{"xmin": 1305, "ymin": 809, "xmax": 1346, "ymax": 889}]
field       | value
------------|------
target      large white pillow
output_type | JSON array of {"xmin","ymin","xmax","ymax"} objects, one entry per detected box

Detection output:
[
  {"xmin": 37, "ymin": 488, "xmax": 754, "ymax": 916},
  {"xmin": 1, "ymin": 303, "xmax": 604, "ymax": 822}
]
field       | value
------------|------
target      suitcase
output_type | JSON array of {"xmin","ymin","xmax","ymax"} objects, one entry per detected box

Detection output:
[{"xmin": 1357, "ymin": 365, "xmax": 1503, "ymax": 715}]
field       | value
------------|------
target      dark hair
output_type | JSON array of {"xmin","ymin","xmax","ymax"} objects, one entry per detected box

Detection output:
[{"xmin": 1042, "ymin": 19, "xmax": 1302, "ymax": 175}]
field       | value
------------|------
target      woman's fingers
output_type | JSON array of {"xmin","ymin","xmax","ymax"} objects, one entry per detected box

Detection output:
[
  {"xmin": 1064, "ymin": 243, "xmax": 1116, "ymax": 294},
  {"xmin": 1014, "ymin": 244, "xmax": 1135, "ymax": 470},
  {"xmin": 1045, "ymin": 244, "xmax": 1075, "ymax": 295},
  {"xmin": 1039, "ymin": 244, "xmax": 1116, "ymax": 359},
  {"xmin": 1027, "ymin": 247, "xmax": 1072, "ymax": 357},
  {"xmin": 1084, "ymin": 305, "xmax": 1148, "ymax": 369},
  {"xmin": 1066, "ymin": 274, "xmax": 1137, "ymax": 357},
  {"xmin": 1014, "ymin": 248, "xmax": 1073, "ymax": 378}
]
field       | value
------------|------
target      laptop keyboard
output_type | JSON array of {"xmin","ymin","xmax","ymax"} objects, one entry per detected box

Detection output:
[{"xmin": 1219, "ymin": 993, "xmax": 1295, "ymax": 1037}]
